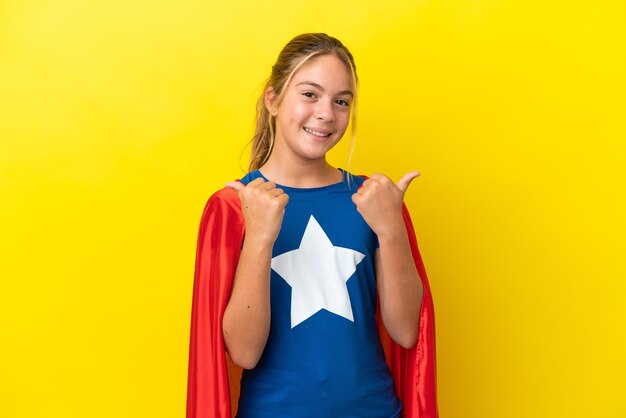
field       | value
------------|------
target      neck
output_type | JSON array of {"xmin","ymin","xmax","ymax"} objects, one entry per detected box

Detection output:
[{"xmin": 259, "ymin": 154, "xmax": 342, "ymax": 188}]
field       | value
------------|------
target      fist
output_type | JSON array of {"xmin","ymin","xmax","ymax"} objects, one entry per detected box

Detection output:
[
  {"xmin": 225, "ymin": 178, "xmax": 289, "ymax": 245},
  {"xmin": 351, "ymin": 171, "xmax": 420, "ymax": 237}
]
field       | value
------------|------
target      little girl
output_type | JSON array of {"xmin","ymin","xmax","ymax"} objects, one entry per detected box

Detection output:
[{"xmin": 187, "ymin": 33, "xmax": 438, "ymax": 418}]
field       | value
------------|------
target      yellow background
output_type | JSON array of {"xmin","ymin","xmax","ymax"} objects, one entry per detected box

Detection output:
[{"xmin": 1, "ymin": 1, "xmax": 624, "ymax": 417}]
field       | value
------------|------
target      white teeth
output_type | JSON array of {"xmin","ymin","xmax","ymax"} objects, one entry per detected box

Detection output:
[{"xmin": 304, "ymin": 127, "xmax": 331, "ymax": 137}]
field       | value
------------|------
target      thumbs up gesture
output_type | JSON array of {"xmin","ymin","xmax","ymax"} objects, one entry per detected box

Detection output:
[
  {"xmin": 225, "ymin": 178, "xmax": 289, "ymax": 246},
  {"xmin": 351, "ymin": 171, "xmax": 420, "ymax": 238}
]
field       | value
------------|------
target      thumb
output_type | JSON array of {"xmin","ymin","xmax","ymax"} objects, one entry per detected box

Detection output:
[{"xmin": 396, "ymin": 171, "xmax": 421, "ymax": 194}]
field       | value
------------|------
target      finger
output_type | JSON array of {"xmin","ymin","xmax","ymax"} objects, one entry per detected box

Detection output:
[
  {"xmin": 258, "ymin": 180, "xmax": 278, "ymax": 191},
  {"xmin": 246, "ymin": 177, "xmax": 266, "ymax": 188},
  {"xmin": 369, "ymin": 173, "xmax": 384, "ymax": 180},
  {"xmin": 268, "ymin": 187, "xmax": 285, "ymax": 197},
  {"xmin": 361, "ymin": 178, "xmax": 375, "ymax": 188},
  {"xmin": 396, "ymin": 171, "xmax": 421, "ymax": 194},
  {"xmin": 277, "ymin": 193, "xmax": 289, "ymax": 206}
]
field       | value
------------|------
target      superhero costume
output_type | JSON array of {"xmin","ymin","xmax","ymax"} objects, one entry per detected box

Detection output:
[{"xmin": 186, "ymin": 172, "xmax": 438, "ymax": 418}]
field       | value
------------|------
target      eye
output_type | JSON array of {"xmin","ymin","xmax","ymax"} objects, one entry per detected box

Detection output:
[
  {"xmin": 302, "ymin": 91, "xmax": 316, "ymax": 99},
  {"xmin": 336, "ymin": 99, "xmax": 350, "ymax": 107}
]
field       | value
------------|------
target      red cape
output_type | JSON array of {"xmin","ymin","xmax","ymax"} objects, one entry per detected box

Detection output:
[{"xmin": 187, "ymin": 177, "xmax": 438, "ymax": 418}]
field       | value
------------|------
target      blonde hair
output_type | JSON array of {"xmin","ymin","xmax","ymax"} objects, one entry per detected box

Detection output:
[{"xmin": 246, "ymin": 33, "xmax": 359, "ymax": 186}]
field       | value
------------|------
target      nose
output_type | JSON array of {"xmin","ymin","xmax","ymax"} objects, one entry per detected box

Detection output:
[{"xmin": 315, "ymin": 99, "xmax": 335, "ymax": 122}]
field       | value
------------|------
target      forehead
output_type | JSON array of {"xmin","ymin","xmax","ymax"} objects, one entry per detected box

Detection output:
[{"xmin": 290, "ymin": 54, "xmax": 353, "ymax": 92}]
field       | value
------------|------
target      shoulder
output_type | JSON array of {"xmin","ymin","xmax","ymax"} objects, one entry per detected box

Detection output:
[
  {"xmin": 195, "ymin": 186, "xmax": 245, "ymax": 242},
  {"xmin": 342, "ymin": 170, "xmax": 368, "ymax": 188},
  {"xmin": 238, "ymin": 170, "xmax": 260, "ymax": 186},
  {"xmin": 201, "ymin": 170, "xmax": 255, "ymax": 210},
  {"xmin": 200, "ymin": 186, "xmax": 242, "ymax": 220}
]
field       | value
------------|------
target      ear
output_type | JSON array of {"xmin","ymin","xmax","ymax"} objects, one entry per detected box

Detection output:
[{"xmin": 265, "ymin": 86, "xmax": 278, "ymax": 116}]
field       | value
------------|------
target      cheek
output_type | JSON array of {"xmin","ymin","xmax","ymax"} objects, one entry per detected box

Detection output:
[
  {"xmin": 290, "ymin": 105, "xmax": 309, "ymax": 123},
  {"xmin": 342, "ymin": 109, "xmax": 352, "ymax": 124},
  {"xmin": 336, "ymin": 113, "xmax": 351, "ymax": 133},
  {"xmin": 280, "ymin": 107, "xmax": 307, "ymax": 131}
]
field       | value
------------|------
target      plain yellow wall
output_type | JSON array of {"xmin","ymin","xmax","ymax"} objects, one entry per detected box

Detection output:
[{"xmin": 1, "ymin": 1, "xmax": 624, "ymax": 417}]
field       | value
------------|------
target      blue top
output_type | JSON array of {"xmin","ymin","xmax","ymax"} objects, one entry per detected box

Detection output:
[{"xmin": 235, "ymin": 168, "xmax": 402, "ymax": 418}]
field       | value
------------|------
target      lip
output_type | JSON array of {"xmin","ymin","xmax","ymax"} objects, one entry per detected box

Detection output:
[
  {"xmin": 304, "ymin": 126, "xmax": 332, "ymax": 135},
  {"xmin": 303, "ymin": 127, "xmax": 333, "ymax": 141}
]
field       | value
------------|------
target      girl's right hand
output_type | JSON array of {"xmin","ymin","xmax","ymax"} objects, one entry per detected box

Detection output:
[{"xmin": 225, "ymin": 178, "xmax": 288, "ymax": 245}]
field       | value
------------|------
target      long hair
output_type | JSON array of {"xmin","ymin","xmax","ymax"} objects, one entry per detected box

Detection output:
[{"xmin": 247, "ymin": 33, "xmax": 359, "ymax": 183}]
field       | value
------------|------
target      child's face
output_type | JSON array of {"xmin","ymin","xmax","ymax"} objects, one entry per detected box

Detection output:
[{"xmin": 270, "ymin": 54, "xmax": 354, "ymax": 163}]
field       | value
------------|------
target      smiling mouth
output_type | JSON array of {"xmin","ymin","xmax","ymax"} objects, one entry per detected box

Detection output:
[{"xmin": 303, "ymin": 127, "xmax": 332, "ymax": 138}]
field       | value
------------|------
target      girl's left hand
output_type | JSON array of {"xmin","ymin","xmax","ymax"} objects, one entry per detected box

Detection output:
[{"xmin": 351, "ymin": 171, "xmax": 420, "ymax": 237}]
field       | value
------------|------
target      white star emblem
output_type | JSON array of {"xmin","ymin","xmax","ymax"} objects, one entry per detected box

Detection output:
[{"xmin": 271, "ymin": 214, "xmax": 366, "ymax": 328}]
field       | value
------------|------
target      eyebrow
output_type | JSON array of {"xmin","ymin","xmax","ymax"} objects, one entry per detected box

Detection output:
[{"xmin": 295, "ymin": 81, "xmax": 354, "ymax": 97}]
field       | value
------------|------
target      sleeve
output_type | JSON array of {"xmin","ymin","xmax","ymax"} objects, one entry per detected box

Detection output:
[{"xmin": 186, "ymin": 189, "xmax": 246, "ymax": 418}]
